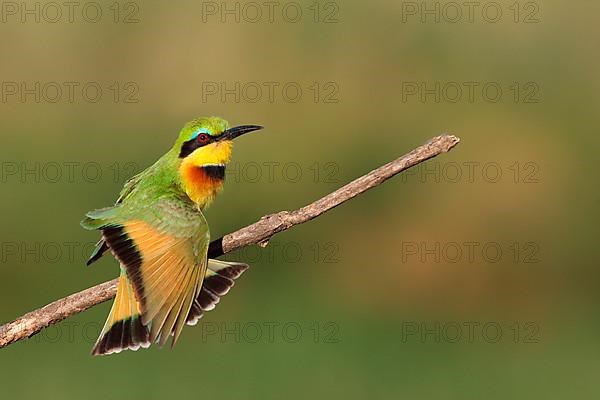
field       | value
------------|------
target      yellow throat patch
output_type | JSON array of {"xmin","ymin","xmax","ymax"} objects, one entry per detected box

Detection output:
[{"xmin": 179, "ymin": 141, "xmax": 232, "ymax": 207}]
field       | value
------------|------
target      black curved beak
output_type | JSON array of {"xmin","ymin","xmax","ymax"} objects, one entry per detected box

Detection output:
[{"xmin": 218, "ymin": 125, "xmax": 263, "ymax": 141}]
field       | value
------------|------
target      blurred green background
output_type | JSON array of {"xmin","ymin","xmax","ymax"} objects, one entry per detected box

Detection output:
[{"xmin": 1, "ymin": 0, "xmax": 598, "ymax": 398}]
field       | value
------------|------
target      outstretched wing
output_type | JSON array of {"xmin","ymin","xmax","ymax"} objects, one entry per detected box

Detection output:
[
  {"xmin": 101, "ymin": 197, "xmax": 209, "ymax": 347},
  {"xmin": 186, "ymin": 259, "xmax": 249, "ymax": 326}
]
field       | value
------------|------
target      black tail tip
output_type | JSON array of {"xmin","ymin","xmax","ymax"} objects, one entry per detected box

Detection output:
[{"xmin": 91, "ymin": 317, "xmax": 151, "ymax": 356}]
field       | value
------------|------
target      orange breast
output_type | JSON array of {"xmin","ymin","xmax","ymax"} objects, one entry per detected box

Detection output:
[{"xmin": 180, "ymin": 164, "xmax": 225, "ymax": 207}]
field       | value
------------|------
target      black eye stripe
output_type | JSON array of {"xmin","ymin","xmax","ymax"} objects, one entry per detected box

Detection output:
[
  {"xmin": 179, "ymin": 139, "xmax": 198, "ymax": 158},
  {"xmin": 179, "ymin": 131, "xmax": 217, "ymax": 158},
  {"xmin": 179, "ymin": 137, "xmax": 210, "ymax": 158}
]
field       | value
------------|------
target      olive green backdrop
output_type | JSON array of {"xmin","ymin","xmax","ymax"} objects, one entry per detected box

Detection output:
[{"xmin": 0, "ymin": 0, "xmax": 598, "ymax": 398}]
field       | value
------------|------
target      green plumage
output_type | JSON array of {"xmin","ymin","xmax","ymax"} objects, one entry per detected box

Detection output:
[{"xmin": 82, "ymin": 117, "xmax": 262, "ymax": 355}]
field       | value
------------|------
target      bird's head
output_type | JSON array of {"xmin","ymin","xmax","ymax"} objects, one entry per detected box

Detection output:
[
  {"xmin": 175, "ymin": 117, "xmax": 262, "ymax": 167},
  {"xmin": 174, "ymin": 116, "xmax": 262, "ymax": 207}
]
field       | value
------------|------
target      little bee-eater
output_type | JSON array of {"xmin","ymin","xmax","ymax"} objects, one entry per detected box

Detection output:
[{"xmin": 81, "ymin": 117, "xmax": 262, "ymax": 356}]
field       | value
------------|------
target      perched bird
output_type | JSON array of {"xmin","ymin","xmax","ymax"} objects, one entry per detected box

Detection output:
[{"xmin": 81, "ymin": 117, "xmax": 263, "ymax": 356}]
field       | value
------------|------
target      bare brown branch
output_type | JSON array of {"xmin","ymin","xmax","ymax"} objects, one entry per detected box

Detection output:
[{"xmin": 0, "ymin": 134, "xmax": 460, "ymax": 349}]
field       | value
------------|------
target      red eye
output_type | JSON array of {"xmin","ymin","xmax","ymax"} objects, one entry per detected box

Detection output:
[{"xmin": 197, "ymin": 134, "xmax": 209, "ymax": 143}]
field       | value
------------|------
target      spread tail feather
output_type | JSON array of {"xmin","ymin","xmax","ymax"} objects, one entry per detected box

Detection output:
[
  {"xmin": 92, "ymin": 270, "xmax": 150, "ymax": 356},
  {"xmin": 91, "ymin": 259, "xmax": 249, "ymax": 355}
]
